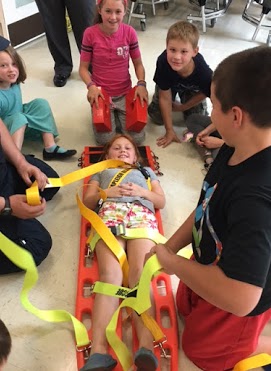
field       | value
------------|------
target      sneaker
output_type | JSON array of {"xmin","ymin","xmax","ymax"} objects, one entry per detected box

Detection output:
[
  {"xmin": 182, "ymin": 130, "xmax": 194, "ymax": 142},
  {"xmin": 80, "ymin": 353, "xmax": 117, "ymax": 371},
  {"xmin": 134, "ymin": 347, "xmax": 158, "ymax": 371}
]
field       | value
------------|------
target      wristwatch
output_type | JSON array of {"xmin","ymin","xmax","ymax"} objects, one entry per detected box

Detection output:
[{"xmin": 0, "ymin": 197, "xmax": 12, "ymax": 216}]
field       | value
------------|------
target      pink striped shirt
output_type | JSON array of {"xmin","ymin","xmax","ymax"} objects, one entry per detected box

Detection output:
[{"xmin": 81, "ymin": 23, "xmax": 141, "ymax": 97}]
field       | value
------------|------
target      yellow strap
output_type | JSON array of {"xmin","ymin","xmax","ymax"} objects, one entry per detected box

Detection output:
[
  {"xmin": 93, "ymin": 281, "xmax": 138, "ymax": 299},
  {"xmin": 76, "ymin": 192, "xmax": 130, "ymax": 287},
  {"xmin": 106, "ymin": 255, "xmax": 162, "ymax": 370},
  {"xmin": 109, "ymin": 168, "xmax": 131, "ymax": 187},
  {"xmin": 140, "ymin": 311, "xmax": 165, "ymax": 343},
  {"xmin": 26, "ymin": 159, "xmax": 127, "ymax": 205},
  {"xmin": 0, "ymin": 233, "xmax": 89, "ymax": 348},
  {"xmin": 89, "ymin": 227, "xmax": 167, "ymax": 252},
  {"xmin": 233, "ymin": 353, "xmax": 271, "ymax": 370}
]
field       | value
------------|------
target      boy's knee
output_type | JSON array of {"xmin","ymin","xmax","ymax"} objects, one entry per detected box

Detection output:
[{"xmin": 148, "ymin": 102, "xmax": 164, "ymax": 126}]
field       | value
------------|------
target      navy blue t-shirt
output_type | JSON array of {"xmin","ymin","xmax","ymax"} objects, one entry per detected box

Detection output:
[{"xmin": 153, "ymin": 50, "xmax": 212, "ymax": 98}]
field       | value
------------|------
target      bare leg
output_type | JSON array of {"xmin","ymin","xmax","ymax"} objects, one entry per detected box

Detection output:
[
  {"xmin": 127, "ymin": 238, "xmax": 156, "ymax": 352},
  {"xmin": 42, "ymin": 132, "xmax": 56, "ymax": 148},
  {"xmin": 12, "ymin": 126, "xmax": 26, "ymax": 150},
  {"xmin": 90, "ymin": 238, "xmax": 124, "ymax": 355}
]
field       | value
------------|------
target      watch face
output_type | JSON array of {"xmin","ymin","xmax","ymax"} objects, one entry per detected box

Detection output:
[{"xmin": 1, "ymin": 207, "xmax": 12, "ymax": 216}]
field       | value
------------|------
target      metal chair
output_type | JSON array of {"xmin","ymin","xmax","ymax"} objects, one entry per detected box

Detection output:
[
  {"xmin": 127, "ymin": 0, "xmax": 169, "ymax": 31},
  {"xmin": 187, "ymin": 0, "xmax": 232, "ymax": 33},
  {"xmin": 242, "ymin": 0, "xmax": 271, "ymax": 45}
]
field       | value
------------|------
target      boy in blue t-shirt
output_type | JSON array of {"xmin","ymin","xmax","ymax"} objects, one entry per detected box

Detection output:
[{"xmin": 148, "ymin": 20, "xmax": 212, "ymax": 148}]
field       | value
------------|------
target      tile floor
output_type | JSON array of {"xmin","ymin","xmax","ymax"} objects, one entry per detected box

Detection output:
[{"xmin": 1, "ymin": 0, "xmax": 271, "ymax": 370}]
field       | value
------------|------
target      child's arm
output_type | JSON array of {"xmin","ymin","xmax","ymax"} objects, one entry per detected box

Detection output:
[
  {"xmin": 156, "ymin": 89, "xmax": 181, "ymax": 148},
  {"xmin": 132, "ymin": 57, "xmax": 148, "ymax": 105},
  {"xmin": 84, "ymin": 179, "xmax": 134, "ymax": 209},
  {"xmin": 79, "ymin": 60, "xmax": 102, "ymax": 107},
  {"xmin": 196, "ymin": 123, "xmax": 224, "ymax": 149},
  {"xmin": 83, "ymin": 180, "xmax": 102, "ymax": 210},
  {"xmin": 151, "ymin": 243, "xmax": 262, "ymax": 316},
  {"xmin": 172, "ymin": 92, "xmax": 207, "ymax": 112}
]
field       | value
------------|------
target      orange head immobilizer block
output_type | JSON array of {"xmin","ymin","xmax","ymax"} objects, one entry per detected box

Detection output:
[
  {"xmin": 126, "ymin": 86, "xmax": 147, "ymax": 132},
  {"xmin": 91, "ymin": 88, "xmax": 112, "ymax": 132}
]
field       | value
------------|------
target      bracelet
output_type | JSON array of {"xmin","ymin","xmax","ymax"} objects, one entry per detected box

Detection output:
[
  {"xmin": 86, "ymin": 81, "xmax": 96, "ymax": 89},
  {"xmin": 137, "ymin": 80, "xmax": 146, "ymax": 87}
]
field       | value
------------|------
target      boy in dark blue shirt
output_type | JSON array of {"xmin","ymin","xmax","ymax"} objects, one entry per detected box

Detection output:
[{"xmin": 148, "ymin": 21, "xmax": 212, "ymax": 148}]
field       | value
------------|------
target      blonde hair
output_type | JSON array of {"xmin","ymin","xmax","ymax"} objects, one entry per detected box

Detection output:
[{"xmin": 166, "ymin": 21, "xmax": 199, "ymax": 49}]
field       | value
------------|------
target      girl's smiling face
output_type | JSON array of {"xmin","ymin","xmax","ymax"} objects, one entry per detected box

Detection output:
[
  {"xmin": 99, "ymin": 0, "xmax": 126, "ymax": 34},
  {"xmin": 0, "ymin": 51, "xmax": 19, "ymax": 89},
  {"xmin": 106, "ymin": 136, "xmax": 137, "ymax": 164}
]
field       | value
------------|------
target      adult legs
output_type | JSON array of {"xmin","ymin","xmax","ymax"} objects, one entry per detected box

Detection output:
[
  {"xmin": 0, "ymin": 217, "xmax": 52, "ymax": 274},
  {"xmin": 35, "ymin": 0, "xmax": 73, "ymax": 76},
  {"xmin": 66, "ymin": 0, "xmax": 96, "ymax": 52}
]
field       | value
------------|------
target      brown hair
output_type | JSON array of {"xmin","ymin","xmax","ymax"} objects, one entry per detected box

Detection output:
[
  {"xmin": 94, "ymin": 0, "xmax": 127, "ymax": 24},
  {"xmin": 101, "ymin": 134, "xmax": 143, "ymax": 163},
  {"xmin": 3, "ymin": 45, "xmax": 27, "ymax": 83},
  {"xmin": 0, "ymin": 319, "xmax": 11, "ymax": 366},
  {"xmin": 212, "ymin": 46, "xmax": 271, "ymax": 128},
  {"xmin": 166, "ymin": 21, "xmax": 199, "ymax": 49}
]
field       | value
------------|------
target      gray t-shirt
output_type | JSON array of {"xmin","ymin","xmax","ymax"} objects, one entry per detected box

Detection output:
[{"xmin": 91, "ymin": 167, "xmax": 158, "ymax": 213}]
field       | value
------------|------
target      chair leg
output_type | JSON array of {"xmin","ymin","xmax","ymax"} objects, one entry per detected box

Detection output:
[
  {"xmin": 152, "ymin": 0, "xmax": 156, "ymax": 16},
  {"xmin": 201, "ymin": 5, "xmax": 207, "ymax": 33},
  {"xmin": 252, "ymin": 12, "xmax": 265, "ymax": 40},
  {"xmin": 128, "ymin": 1, "xmax": 135, "ymax": 24}
]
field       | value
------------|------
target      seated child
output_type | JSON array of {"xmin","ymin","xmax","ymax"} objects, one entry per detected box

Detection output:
[
  {"xmin": 79, "ymin": 0, "xmax": 148, "ymax": 146},
  {"xmin": 0, "ymin": 36, "xmax": 76, "ymax": 161},
  {"xmin": 186, "ymin": 113, "xmax": 224, "ymax": 171},
  {"xmin": 81, "ymin": 134, "xmax": 166, "ymax": 371},
  {"xmin": 148, "ymin": 20, "xmax": 212, "ymax": 148}
]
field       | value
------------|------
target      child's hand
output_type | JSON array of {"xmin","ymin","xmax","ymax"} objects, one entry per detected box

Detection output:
[
  {"xmin": 156, "ymin": 130, "xmax": 181, "ymax": 148},
  {"xmin": 146, "ymin": 243, "xmax": 176, "ymax": 275},
  {"xmin": 134, "ymin": 85, "xmax": 148, "ymax": 106},
  {"xmin": 200, "ymin": 136, "xmax": 224, "ymax": 149},
  {"xmin": 118, "ymin": 182, "xmax": 143, "ymax": 197},
  {"xmin": 87, "ymin": 86, "xmax": 103, "ymax": 108}
]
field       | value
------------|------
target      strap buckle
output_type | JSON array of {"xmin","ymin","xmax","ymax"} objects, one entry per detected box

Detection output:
[
  {"xmin": 109, "ymin": 223, "xmax": 126, "ymax": 236},
  {"xmin": 154, "ymin": 336, "xmax": 169, "ymax": 358},
  {"xmin": 76, "ymin": 342, "xmax": 92, "ymax": 360},
  {"xmin": 83, "ymin": 283, "xmax": 95, "ymax": 297},
  {"xmin": 85, "ymin": 243, "xmax": 94, "ymax": 259}
]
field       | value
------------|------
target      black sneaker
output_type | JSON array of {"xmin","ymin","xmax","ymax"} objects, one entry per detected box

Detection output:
[{"xmin": 43, "ymin": 146, "xmax": 77, "ymax": 160}]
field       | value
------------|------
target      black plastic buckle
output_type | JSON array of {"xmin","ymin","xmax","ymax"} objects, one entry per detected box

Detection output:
[
  {"xmin": 109, "ymin": 223, "xmax": 126, "ymax": 236},
  {"xmin": 136, "ymin": 162, "xmax": 150, "ymax": 180}
]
